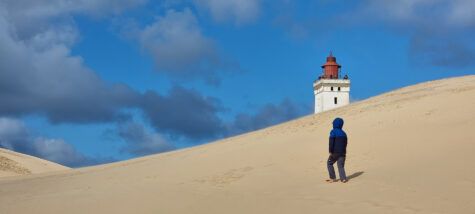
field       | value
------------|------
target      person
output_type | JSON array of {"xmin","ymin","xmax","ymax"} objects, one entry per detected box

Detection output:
[{"xmin": 326, "ymin": 117, "xmax": 348, "ymax": 183}]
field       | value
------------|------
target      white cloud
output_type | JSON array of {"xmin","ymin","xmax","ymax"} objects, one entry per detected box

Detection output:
[
  {"xmin": 0, "ymin": 0, "xmax": 147, "ymax": 39},
  {"xmin": 32, "ymin": 138, "xmax": 85, "ymax": 166},
  {"xmin": 117, "ymin": 122, "xmax": 175, "ymax": 156},
  {"xmin": 193, "ymin": 0, "xmax": 261, "ymax": 24},
  {"xmin": 447, "ymin": 0, "xmax": 475, "ymax": 26},
  {"xmin": 138, "ymin": 8, "xmax": 237, "ymax": 84},
  {"xmin": 364, "ymin": 0, "xmax": 475, "ymax": 27},
  {"xmin": 0, "ymin": 118, "xmax": 102, "ymax": 167},
  {"xmin": 139, "ymin": 9, "xmax": 214, "ymax": 71},
  {"xmin": 0, "ymin": 2, "xmax": 140, "ymax": 124},
  {"xmin": 360, "ymin": 0, "xmax": 475, "ymax": 68}
]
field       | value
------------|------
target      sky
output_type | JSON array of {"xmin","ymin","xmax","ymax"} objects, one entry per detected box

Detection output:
[{"xmin": 0, "ymin": 0, "xmax": 474, "ymax": 167}]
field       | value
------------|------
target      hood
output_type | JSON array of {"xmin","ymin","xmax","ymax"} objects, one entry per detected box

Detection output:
[{"xmin": 332, "ymin": 118, "xmax": 344, "ymax": 129}]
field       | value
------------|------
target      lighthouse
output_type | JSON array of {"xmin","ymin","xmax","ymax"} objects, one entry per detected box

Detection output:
[{"xmin": 313, "ymin": 52, "xmax": 350, "ymax": 114}]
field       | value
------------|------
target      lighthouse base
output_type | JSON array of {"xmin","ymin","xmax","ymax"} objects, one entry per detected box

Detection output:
[{"xmin": 313, "ymin": 79, "xmax": 350, "ymax": 114}]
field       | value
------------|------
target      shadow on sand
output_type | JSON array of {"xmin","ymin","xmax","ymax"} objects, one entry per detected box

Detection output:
[{"xmin": 347, "ymin": 171, "xmax": 364, "ymax": 181}]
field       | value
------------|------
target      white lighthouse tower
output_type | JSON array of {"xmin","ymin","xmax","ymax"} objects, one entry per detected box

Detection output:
[{"xmin": 313, "ymin": 52, "xmax": 350, "ymax": 114}]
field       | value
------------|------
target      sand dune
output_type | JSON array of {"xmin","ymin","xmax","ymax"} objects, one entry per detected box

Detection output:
[
  {"xmin": 0, "ymin": 75, "xmax": 474, "ymax": 213},
  {"xmin": 0, "ymin": 148, "xmax": 68, "ymax": 178}
]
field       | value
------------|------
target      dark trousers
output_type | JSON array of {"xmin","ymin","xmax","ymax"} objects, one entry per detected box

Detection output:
[{"xmin": 327, "ymin": 153, "xmax": 347, "ymax": 180}]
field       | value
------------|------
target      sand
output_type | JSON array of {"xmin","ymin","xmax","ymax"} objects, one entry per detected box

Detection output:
[
  {"xmin": 0, "ymin": 148, "xmax": 68, "ymax": 178},
  {"xmin": 0, "ymin": 75, "xmax": 474, "ymax": 214}
]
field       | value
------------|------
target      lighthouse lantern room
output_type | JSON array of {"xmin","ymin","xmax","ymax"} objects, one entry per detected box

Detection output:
[{"xmin": 313, "ymin": 52, "xmax": 351, "ymax": 114}]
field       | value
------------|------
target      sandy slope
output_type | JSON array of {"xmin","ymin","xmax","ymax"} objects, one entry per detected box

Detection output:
[
  {"xmin": 0, "ymin": 148, "xmax": 68, "ymax": 177},
  {"xmin": 0, "ymin": 75, "xmax": 474, "ymax": 214}
]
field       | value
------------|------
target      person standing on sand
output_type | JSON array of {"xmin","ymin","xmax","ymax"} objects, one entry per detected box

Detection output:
[{"xmin": 326, "ymin": 117, "xmax": 348, "ymax": 183}]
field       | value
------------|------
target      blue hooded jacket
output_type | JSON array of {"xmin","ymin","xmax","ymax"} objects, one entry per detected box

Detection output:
[{"xmin": 329, "ymin": 118, "xmax": 348, "ymax": 154}]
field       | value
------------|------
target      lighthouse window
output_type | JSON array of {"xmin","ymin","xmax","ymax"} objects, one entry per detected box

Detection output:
[
  {"xmin": 338, "ymin": 87, "xmax": 341, "ymax": 91},
  {"xmin": 334, "ymin": 97, "xmax": 338, "ymax": 104},
  {"xmin": 331, "ymin": 87, "xmax": 334, "ymax": 91}
]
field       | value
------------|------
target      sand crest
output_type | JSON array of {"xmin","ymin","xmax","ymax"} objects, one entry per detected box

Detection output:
[{"xmin": 0, "ymin": 148, "xmax": 68, "ymax": 178}]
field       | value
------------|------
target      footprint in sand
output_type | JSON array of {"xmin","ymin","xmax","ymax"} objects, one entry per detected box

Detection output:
[{"xmin": 195, "ymin": 166, "xmax": 254, "ymax": 186}]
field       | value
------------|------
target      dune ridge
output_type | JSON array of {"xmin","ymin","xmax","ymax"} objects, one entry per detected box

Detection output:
[
  {"xmin": 0, "ymin": 148, "xmax": 68, "ymax": 178},
  {"xmin": 0, "ymin": 75, "xmax": 474, "ymax": 214}
]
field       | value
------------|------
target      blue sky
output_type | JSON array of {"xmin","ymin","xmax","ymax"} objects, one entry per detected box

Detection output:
[{"xmin": 0, "ymin": 0, "xmax": 474, "ymax": 167}]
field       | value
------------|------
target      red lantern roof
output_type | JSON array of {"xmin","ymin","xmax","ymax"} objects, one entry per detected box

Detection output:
[{"xmin": 321, "ymin": 52, "xmax": 341, "ymax": 79}]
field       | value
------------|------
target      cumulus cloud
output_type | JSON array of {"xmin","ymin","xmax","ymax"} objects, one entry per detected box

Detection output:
[
  {"xmin": 137, "ymin": 8, "xmax": 238, "ymax": 85},
  {"xmin": 0, "ymin": 1, "xmax": 144, "ymax": 124},
  {"xmin": 448, "ymin": 0, "xmax": 475, "ymax": 26},
  {"xmin": 227, "ymin": 99, "xmax": 309, "ymax": 135},
  {"xmin": 361, "ymin": 0, "xmax": 475, "ymax": 68},
  {"xmin": 0, "ymin": 24, "xmax": 140, "ymax": 123},
  {"xmin": 193, "ymin": 0, "xmax": 261, "ymax": 24},
  {"xmin": 117, "ymin": 122, "xmax": 175, "ymax": 156},
  {"xmin": 409, "ymin": 33, "xmax": 475, "ymax": 68},
  {"xmin": 0, "ymin": 118, "xmax": 109, "ymax": 167},
  {"xmin": 141, "ymin": 86, "xmax": 225, "ymax": 139},
  {"xmin": 364, "ymin": 0, "xmax": 475, "ymax": 27},
  {"xmin": 123, "ymin": 97, "xmax": 307, "ymax": 151},
  {"xmin": 0, "ymin": 0, "xmax": 147, "ymax": 40}
]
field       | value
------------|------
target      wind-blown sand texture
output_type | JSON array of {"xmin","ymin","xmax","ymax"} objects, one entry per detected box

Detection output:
[
  {"xmin": 0, "ymin": 148, "xmax": 68, "ymax": 178},
  {"xmin": 0, "ymin": 75, "xmax": 474, "ymax": 213}
]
